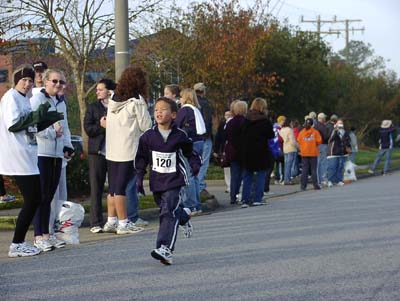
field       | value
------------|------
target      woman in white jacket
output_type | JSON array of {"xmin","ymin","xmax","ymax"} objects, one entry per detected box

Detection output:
[
  {"xmin": 102, "ymin": 66, "xmax": 152, "ymax": 235},
  {"xmin": 0, "ymin": 65, "xmax": 63, "ymax": 257},
  {"xmin": 30, "ymin": 69, "xmax": 74, "ymax": 251}
]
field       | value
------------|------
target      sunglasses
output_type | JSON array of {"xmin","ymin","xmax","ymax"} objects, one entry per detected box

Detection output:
[{"xmin": 49, "ymin": 79, "xmax": 66, "ymax": 85}]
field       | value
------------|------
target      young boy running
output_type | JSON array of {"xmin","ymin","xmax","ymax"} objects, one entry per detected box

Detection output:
[{"xmin": 135, "ymin": 97, "xmax": 201, "ymax": 265}]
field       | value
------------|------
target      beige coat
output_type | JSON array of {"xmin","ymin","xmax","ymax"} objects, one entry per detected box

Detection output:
[
  {"xmin": 106, "ymin": 96, "xmax": 152, "ymax": 162},
  {"xmin": 279, "ymin": 126, "xmax": 298, "ymax": 154}
]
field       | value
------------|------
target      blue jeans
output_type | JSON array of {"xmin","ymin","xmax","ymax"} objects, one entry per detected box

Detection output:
[
  {"xmin": 284, "ymin": 152, "xmax": 296, "ymax": 182},
  {"xmin": 349, "ymin": 151, "xmax": 357, "ymax": 163},
  {"xmin": 198, "ymin": 138, "xmax": 212, "ymax": 191},
  {"xmin": 291, "ymin": 152, "xmax": 299, "ymax": 178},
  {"xmin": 230, "ymin": 161, "xmax": 243, "ymax": 202},
  {"xmin": 242, "ymin": 170, "xmax": 267, "ymax": 204},
  {"xmin": 182, "ymin": 140, "xmax": 203, "ymax": 210},
  {"xmin": 126, "ymin": 174, "xmax": 139, "ymax": 222},
  {"xmin": 317, "ymin": 144, "xmax": 328, "ymax": 183},
  {"xmin": 371, "ymin": 148, "xmax": 392, "ymax": 174},
  {"xmin": 327, "ymin": 156, "xmax": 346, "ymax": 184}
]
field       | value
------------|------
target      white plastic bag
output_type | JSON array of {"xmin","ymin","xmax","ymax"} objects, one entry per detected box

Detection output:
[
  {"xmin": 343, "ymin": 160, "xmax": 357, "ymax": 182},
  {"xmin": 54, "ymin": 201, "xmax": 85, "ymax": 244}
]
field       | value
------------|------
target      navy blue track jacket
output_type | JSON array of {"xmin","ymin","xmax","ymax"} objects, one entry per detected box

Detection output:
[{"xmin": 135, "ymin": 123, "xmax": 201, "ymax": 193}]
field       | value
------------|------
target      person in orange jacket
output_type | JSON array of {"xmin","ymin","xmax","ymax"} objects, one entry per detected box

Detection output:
[{"xmin": 297, "ymin": 118, "xmax": 322, "ymax": 190}]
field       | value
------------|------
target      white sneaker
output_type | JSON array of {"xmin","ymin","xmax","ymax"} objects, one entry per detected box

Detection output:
[
  {"xmin": 48, "ymin": 234, "xmax": 66, "ymax": 248},
  {"xmin": 134, "ymin": 218, "xmax": 149, "ymax": 227},
  {"xmin": 151, "ymin": 245, "xmax": 173, "ymax": 265},
  {"xmin": 34, "ymin": 237, "xmax": 54, "ymax": 252},
  {"xmin": 182, "ymin": 220, "xmax": 193, "ymax": 238},
  {"xmin": 191, "ymin": 208, "xmax": 203, "ymax": 216},
  {"xmin": 327, "ymin": 181, "xmax": 333, "ymax": 188},
  {"xmin": 251, "ymin": 202, "xmax": 263, "ymax": 206},
  {"xmin": 116, "ymin": 221, "xmax": 144, "ymax": 235},
  {"xmin": 337, "ymin": 181, "xmax": 345, "ymax": 186},
  {"xmin": 0, "ymin": 194, "xmax": 16, "ymax": 204},
  {"xmin": 103, "ymin": 222, "xmax": 118, "ymax": 233},
  {"xmin": 90, "ymin": 226, "xmax": 103, "ymax": 233},
  {"xmin": 264, "ymin": 191, "xmax": 274, "ymax": 196},
  {"xmin": 241, "ymin": 203, "xmax": 249, "ymax": 208},
  {"xmin": 8, "ymin": 242, "xmax": 41, "ymax": 257}
]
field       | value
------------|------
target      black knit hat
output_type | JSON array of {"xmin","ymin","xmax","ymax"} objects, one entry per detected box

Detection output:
[
  {"xmin": 13, "ymin": 65, "xmax": 35, "ymax": 86},
  {"xmin": 32, "ymin": 61, "xmax": 48, "ymax": 72}
]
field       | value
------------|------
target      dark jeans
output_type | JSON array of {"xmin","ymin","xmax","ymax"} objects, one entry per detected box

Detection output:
[
  {"xmin": 33, "ymin": 156, "xmax": 62, "ymax": 236},
  {"xmin": 230, "ymin": 161, "xmax": 243, "ymax": 202},
  {"xmin": 300, "ymin": 156, "xmax": 319, "ymax": 189},
  {"xmin": 126, "ymin": 173, "xmax": 139, "ymax": 222},
  {"xmin": 0, "ymin": 175, "xmax": 6, "ymax": 196},
  {"xmin": 13, "ymin": 175, "xmax": 41, "ymax": 243},
  {"xmin": 88, "ymin": 154, "xmax": 107, "ymax": 227}
]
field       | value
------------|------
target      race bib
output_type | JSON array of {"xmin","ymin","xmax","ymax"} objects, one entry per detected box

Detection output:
[{"xmin": 152, "ymin": 151, "xmax": 176, "ymax": 173}]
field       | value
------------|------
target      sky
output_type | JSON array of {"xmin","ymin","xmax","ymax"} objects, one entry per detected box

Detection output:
[{"xmin": 238, "ymin": 0, "xmax": 400, "ymax": 75}]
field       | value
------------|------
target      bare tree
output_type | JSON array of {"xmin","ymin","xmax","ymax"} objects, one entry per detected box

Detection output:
[{"xmin": 0, "ymin": 0, "xmax": 162, "ymax": 146}]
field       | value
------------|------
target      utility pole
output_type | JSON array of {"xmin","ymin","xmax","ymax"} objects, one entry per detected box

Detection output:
[
  {"xmin": 300, "ymin": 15, "xmax": 340, "ymax": 41},
  {"xmin": 330, "ymin": 19, "xmax": 364, "ymax": 49},
  {"xmin": 300, "ymin": 16, "xmax": 364, "ymax": 53},
  {"xmin": 115, "ymin": 0, "xmax": 130, "ymax": 82}
]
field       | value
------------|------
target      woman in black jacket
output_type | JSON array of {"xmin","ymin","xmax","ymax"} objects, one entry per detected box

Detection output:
[
  {"xmin": 240, "ymin": 98, "xmax": 274, "ymax": 208},
  {"xmin": 84, "ymin": 78, "xmax": 116, "ymax": 233}
]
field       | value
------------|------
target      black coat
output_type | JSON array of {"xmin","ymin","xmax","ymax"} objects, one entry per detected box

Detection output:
[
  {"xmin": 84, "ymin": 100, "xmax": 107, "ymax": 155},
  {"xmin": 240, "ymin": 110, "xmax": 274, "ymax": 171}
]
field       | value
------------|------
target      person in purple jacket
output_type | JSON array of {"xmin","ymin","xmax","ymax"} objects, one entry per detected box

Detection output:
[{"xmin": 135, "ymin": 97, "xmax": 201, "ymax": 265}]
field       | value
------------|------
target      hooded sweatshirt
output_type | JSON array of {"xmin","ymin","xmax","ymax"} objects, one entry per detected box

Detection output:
[
  {"xmin": 106, "ymin": 96, "xmax": 152, "ymax": 162},
  {"xmin": 297, "ymin": 127, "xmax": 322, "ymax": 157}
]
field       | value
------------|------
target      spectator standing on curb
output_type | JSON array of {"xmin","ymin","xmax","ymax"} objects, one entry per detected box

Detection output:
[
  {"xmin": 279, "ymin": 118, "xmax": 298, "ymax": 185},
  {"xmin": 273, "ymin": 115, "xmax": 285, "ymax": 184},
  {"xmin": 368, "ymin": 120, "xmax": 395, "ymax": 175},
  {"xmin": 326, "ymin": 114, "xmax": 338, "ymax": 135},
  {"xmin": 1, "ymin": 65, "xmax": 63, "ymax": 257},
  {"xmin": 224, "ymin": 100, "xmax": 247, "ymax": 204},
  {"xmin": 348, "ymin": 127, "xmax": 358, "ymax": 163},
  {"xmin": 291, "ymin": 119, "xmax": 301, "ymax": 178},
  {"xmin": 0, "ymin": 175, "xmax": 16, "ymax": 204},
  {"xmin": 212, "ymin": 109, "xmax": 232, "ymax": 193},
  {"xmin": 31, "ymin": 61, "xmax": 48, "ymax": 96},
  {"xmin": 135, "ymin": 97, "xmax": 200, "ymax": 265},
  {"xmin": 240, "ymin": 98, "xmax": 274, "ymax": 208},
  {"xmin": 164, "ymin": 84, "xmax": 181, "ymax": 108},
  {"xmin": 314, "ymin": 112, "xmax": 330, "ymax": 186},
  {"xmin": 297, "ymin": 118, "xmax": 322, "ymax": 191},
  {"xmin": 104, "ymin": 66, "xmax": 152, "ymax": 235},
  {"xmin": 194, "ymin": 83, "xmax": 214, "ymax": 200},
  {"xmin": 327, "ymin": 119, "xmax": 351, "ymax": 187},
  {"xmin": 30, "ymin": 69, "xmax": 74, "ymax": 252},
  {"xmin": 84, "ymin": 78, "xmax": 116, "ymax": 233},
  {"xmin": 175, "ymin": 88, "xmax": 206, "ymax": 214},
  {"xmin": 48, "ymin": 76, "xmax": 74, "ymax": 241}
]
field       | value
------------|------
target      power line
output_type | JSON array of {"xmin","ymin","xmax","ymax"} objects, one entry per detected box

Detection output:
[{"xmin": 300, "ymin": 15, "xmax": 365, "ymax": 54}]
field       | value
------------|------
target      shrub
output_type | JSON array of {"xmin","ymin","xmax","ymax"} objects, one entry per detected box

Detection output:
[{"xmin": 66, "ymin": 154, "xmax": 90, "ymax": 197}]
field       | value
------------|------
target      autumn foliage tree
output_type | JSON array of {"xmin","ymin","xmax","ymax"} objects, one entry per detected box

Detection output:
[{"xmin": 0, "ymin": 0, "xmax": 162, "ymax": 148}]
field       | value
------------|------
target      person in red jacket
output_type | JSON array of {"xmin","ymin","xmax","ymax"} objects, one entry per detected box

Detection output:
[{"xmin": 297, "ymin": 118, "xmax": 322, "ymax": 190}]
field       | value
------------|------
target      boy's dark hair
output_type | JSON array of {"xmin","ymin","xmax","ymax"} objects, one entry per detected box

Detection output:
[{"xmin": 156, "ymin": 97, "xmax": 178, "ymax": 113}]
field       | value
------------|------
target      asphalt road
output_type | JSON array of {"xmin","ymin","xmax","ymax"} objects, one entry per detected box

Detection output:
[{"xmin": 1, "ymin": 172, "xmax": 400, "ymax": 300}]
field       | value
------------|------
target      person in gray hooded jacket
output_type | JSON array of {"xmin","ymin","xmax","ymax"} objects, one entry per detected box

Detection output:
[{"xmin": 30, "ymin": 69, "xmax": 74, "ymax": 252}]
